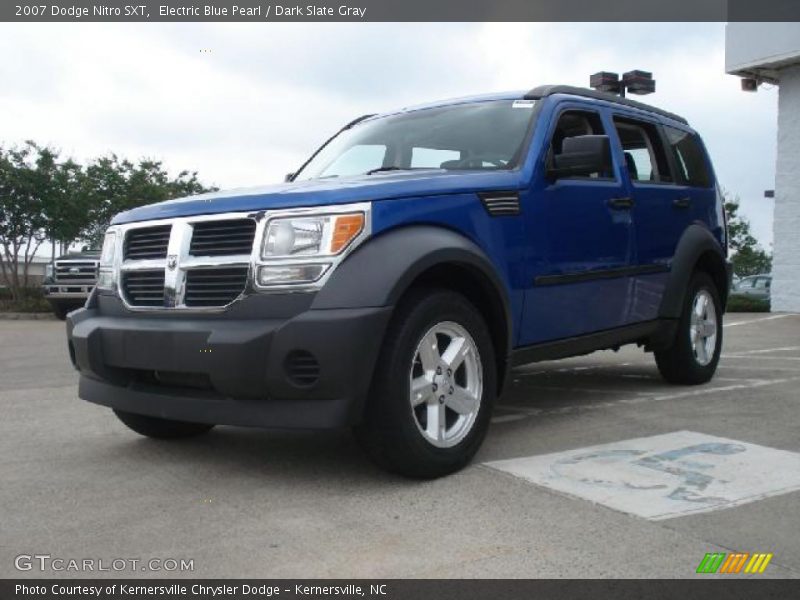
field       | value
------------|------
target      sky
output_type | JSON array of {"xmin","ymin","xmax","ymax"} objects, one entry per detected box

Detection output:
[{"xmin": 0, "ymin": 22, "xmax": 778, "ymax": 248}]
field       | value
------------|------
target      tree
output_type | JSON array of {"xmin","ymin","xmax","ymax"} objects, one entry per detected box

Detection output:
[
  {"xmin": 81, "ymin": 156, "xmax": 214, "ymax": 247},
  {"xmin": 0, "ymin": 142, "xmax": 215, "ymax": 302},
  {"xmin": 723, "ymin": 192, "xmax": 772, "ymax": 277},
  {"xmin": 0, "ymin": 143, "xmax": 50, "ymax": 300}
]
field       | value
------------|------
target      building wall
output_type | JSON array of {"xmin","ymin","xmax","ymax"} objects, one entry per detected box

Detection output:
[
  {"xmin": 772, "ymin": 65, "xmax": 800, "ymax": 312},
  {"xmin": 726, "ymin": 23, "xmax": 800, "ymax": 78}
]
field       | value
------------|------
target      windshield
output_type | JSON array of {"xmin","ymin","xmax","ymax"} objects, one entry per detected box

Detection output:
[{"xmin": 294, "ymin": 100, "xmax": 536, "ymax": 181}]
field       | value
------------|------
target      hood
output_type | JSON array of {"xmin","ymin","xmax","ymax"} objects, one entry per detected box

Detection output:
[{"xmin": 111, "ymin": 169, "xmax": 522, "ymax": 225}]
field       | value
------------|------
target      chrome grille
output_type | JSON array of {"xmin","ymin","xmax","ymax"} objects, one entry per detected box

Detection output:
[
  {"xmin": 124, "ymin": 225, "xmax": 171, "ymax": 260},
  {"xmin": 55, "ymin": 261, "xmax": 98, "ymax": 282},
  {"xmin": 121, "ymin": 270, "xmax": 166, "ymax": 307},
  {"xmin": 189, "ymin": 219, "xmax": 257, "ymax": 257},
  {"xmin": 184, "ymin": 267, "xmax": 249, "ymax": 307}
]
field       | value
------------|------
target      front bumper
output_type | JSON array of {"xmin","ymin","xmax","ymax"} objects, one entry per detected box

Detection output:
[
  {"xmin": 43, "ymin": 283, "xmax": 94, "ymax": 300},
  {"xmin": 67, "ymin": 295, "xmax": 392, "ymax": 429}
]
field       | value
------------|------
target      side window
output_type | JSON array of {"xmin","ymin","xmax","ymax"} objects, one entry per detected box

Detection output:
[
  {"xmin": 664, "ymin": 126, "xmax": 712, "ymax": 188},
  {"xmin": 548, "ymin": 110, "xmax": 611, "ymax": 179},
  {"xmin": 317, "ymin": 144, "xmax": 386, "ymax": 178},
  {"xmin": 613, "ymin": 118, "xmax": 672, "ymax": 184},
  {"xmin": 411, "ymin": 147, "xmax": 461, "ymax": 168},
  {"xmin": 753, "ymin": 277, "xmax": 769, "ymax": 290}
]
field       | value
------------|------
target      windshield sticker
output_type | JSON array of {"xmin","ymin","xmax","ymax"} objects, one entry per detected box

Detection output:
[{"xmin": 512, "ymin": 99, "xmax": 536, "ymax": 108}]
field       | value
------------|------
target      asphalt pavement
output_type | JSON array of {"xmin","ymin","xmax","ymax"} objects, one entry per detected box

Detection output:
[{"xmin": 1, "ymin": 313, "xmax": 798, "ymax": 578}]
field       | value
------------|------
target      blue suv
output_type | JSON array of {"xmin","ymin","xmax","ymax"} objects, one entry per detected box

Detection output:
[{"xmin": 67, "ymin": 85, "xmax": 731, "ymax": 478}]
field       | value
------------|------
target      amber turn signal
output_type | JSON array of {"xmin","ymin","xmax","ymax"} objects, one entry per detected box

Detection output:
[{"xmin": 330, "ymin": 214, "xmax": 365, "ymax": 254}]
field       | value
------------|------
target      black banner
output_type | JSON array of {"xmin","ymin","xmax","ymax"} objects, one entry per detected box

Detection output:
[
  {"xmin": 3, "ymin": 0, "xmax": 800, "ymax": 22},
  {"xmin": 2, "ymin": 580, "xmax": 800, "ymax": 600}
]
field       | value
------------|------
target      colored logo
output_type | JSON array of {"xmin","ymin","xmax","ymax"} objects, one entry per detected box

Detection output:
[{"xmin": 696, "ymin": 552, "xmax": 773, "ymax": 574}]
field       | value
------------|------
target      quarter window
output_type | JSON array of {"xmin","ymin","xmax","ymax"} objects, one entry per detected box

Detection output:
[{"xmin": 664, "ymin": 126, "xmax": 712, "ymax": 188}]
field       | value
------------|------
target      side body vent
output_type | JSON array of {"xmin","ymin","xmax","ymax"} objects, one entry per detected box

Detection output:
[{"xmin": 479, "ymin": 192, "xmax": 521, "ymax": 217}]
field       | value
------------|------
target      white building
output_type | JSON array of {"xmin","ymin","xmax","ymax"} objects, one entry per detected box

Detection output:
[{"xmin": 726, "ymin": 23, "xmax": 800, "ymax": 312}]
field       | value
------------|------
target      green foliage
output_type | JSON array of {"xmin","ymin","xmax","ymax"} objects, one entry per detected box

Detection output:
[
  {"xmin": 723, "ymin": 192, "xmax": 772, "ymax": 278},
  {"xmin": 0, "ymin": 142, "xmax": 215, "ymax": 301},
  {"xmin": 0, "ymin": 286, "xmax": 51, "ymax": 313},
  {"xmin": 726, "ymin": 294, "xmax": 770, "ymax": 313}
]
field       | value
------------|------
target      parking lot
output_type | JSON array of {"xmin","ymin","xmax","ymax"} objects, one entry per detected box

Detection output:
[{"xmin": 1, "ymin": 313, "xmax": 799, "ymax": 578}]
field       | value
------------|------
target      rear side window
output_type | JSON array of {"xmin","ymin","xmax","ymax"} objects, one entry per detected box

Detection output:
[
  {"xmin": 664, "ymin": 127, "xmax": 711, "ymax": 188},
  {"xmin": 613, "ymin": 118, "xmax": 672, "ymax": 184}
]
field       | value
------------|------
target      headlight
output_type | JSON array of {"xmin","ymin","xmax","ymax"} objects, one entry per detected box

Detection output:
[
  {"xmin": 45, "ymin": 263, "xmax": 54, "ymax": 280},
  {"xmin": 256, "ymin": 204, "xmax": 370, "ymax": 289},
  {"xmin": 262, "ymin": 213, "xmax": 364, "ymax": 258},
  {"xmin": 97, "ymin": 229, "xmax": 118, "ymax": 290},
  {"xmin": 99, "ymin": 230, "xmax": 117, "ymax": 266}
]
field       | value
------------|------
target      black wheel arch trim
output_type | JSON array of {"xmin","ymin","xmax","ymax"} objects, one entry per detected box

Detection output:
[
  {"xmin": 312, "ymin": 224, "xmax": 514, "ymax": 384},
  {"xmin": 659, "ymin": 223, "xmax": 731, "ymax": 320}
]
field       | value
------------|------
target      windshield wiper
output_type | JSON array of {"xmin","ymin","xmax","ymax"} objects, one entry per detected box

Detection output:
[{"xmin": 365, "ymin": 166, "xmax": 407, "ymax": 175}]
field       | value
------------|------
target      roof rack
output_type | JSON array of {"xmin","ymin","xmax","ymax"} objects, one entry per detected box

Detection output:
[{"xmin": 524, "ymin": 85, "xmax": 688, "ymax": 125}]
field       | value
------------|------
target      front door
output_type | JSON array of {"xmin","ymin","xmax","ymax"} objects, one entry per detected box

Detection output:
[{"xmin": 520, "ymin": 106, "xmax": 636, "ymax": 345}]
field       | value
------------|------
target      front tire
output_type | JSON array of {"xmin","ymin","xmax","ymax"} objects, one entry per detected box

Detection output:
[
  {"xmin": 50, "ymin": 301, "xmax": 79, "ymax": 320},
  {"xmin": 655, "ymin": 271, "xmax": 723, "ymax": 385},
  {"xmin": 113, "ymin": 409, "xmax": 215, "ymax": 439},
  {"xmin": 355, "ymin": 288, "xmax": 497, "ymax": 479}
]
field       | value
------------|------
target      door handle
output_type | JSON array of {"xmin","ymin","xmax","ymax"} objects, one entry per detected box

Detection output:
[
  {"xmin": 608, "ymin": 197, "xmax": 634, "ymax": 210},
  {"xmin": 673, "ymin": 197, "xmax": 691, "ymax": 209}
]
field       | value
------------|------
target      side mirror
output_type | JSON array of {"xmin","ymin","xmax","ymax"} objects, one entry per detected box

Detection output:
[
  {"xmin": 284, "ymin": 173, "xmax": 294, "ymax": 183},
  {"xmin": 549, "ymin": 135, "xmax": 612, "ymax": 179}
]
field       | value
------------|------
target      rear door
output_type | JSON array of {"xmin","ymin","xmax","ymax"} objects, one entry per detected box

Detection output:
[
  {"xmin": 610, "ymin": 115, "xmax": 694, "ymax": 322},
  {"xmin": 520, "ymin": 104, "xmax": 636, "ymax": 345}
]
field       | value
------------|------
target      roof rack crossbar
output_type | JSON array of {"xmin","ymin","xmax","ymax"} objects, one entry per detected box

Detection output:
[{"xmin": 524, "ymin": 85, "xmax": 688, "ymax": 125}]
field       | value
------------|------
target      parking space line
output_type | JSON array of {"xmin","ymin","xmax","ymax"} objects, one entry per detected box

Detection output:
[
  {"xmin": 723, "ymin": 355, "xmax": 800, "ymax": 361},
  {"xmin": 719, "ymin": 363, "xmax": 800, "ymax": 372},
  {"xmin": 493, "ymin": 376, "xmax": 800, "ymax": 423},
  {"xmin": 730, "ymin": 346, "xmax": 800, "ymax": 355},
  {"xmin": 725, "ymin": 314, "xmax": 797, "ymax": 328},
  {"xmin": 510, "ymin": 384, "xmax": 661, "ymax": 396},
  {"xmin": 513, "ymin": 362, "xmax": 635, "ymax": 377}
]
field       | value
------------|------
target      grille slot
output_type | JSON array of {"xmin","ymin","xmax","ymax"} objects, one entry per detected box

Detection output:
[
  {"xmin": 124, "ymin": 225, "xmax": 172, "ymax": 260},
  {"xmin": 55, "ymin": 261, "xmax": 98, "ymax": 281},
  {"xmin": 189, "ymin": 219, "xmax": 257, "ymax": 257},
  {"xmin": 122, "ymin": 270, "xmax": 166, "ymax": 307},
  {"xmin": 479, "ymin": 192, "xmax": 521, "ymax": 216},
  {"xmin": 184, "ymin": 267, "xmax": 249, "ymax": 307}
]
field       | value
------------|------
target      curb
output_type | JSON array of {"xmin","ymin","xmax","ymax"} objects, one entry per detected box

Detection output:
[{"xmin": 0, "ymin": 312, "xmax": 57, "ymax": 321}]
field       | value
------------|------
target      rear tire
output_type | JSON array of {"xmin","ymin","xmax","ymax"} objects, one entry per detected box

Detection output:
[
  {"xmin": 113, "ymin": 409, "xmax": 214, "ymax": 439},
  {"xmin": 655, "ymin": 271, "xmax": 722, "ymax": 385},
  {"xmin": 355, "ymin": 288, "xmax": 496, "ymax": 479}
]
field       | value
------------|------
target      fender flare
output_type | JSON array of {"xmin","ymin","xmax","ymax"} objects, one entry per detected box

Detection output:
[
  {"xmin": 658, "ymin": 224, "xmax": 731, "ymax": 320},
  {"xmin": 312, "ymin": 224, "xmax": 513, "ymax": 360}
]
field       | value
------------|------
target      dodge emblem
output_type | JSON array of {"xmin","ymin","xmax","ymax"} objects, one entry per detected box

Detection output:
[{"xmin": 167, "ymin": 255, "xmax": 178, "ymax": 270}]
